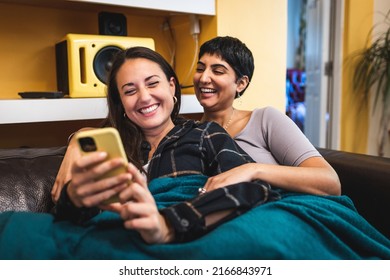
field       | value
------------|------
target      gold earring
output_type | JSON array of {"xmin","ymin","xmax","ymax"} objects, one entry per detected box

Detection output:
[{"xmin": 173, "ymin": 96, "xmax": 178, "ymax": 104}]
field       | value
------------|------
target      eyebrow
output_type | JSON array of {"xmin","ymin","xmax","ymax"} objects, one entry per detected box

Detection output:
[
  {"xmin": 121, "ymin": 75, "xmax": 160, "ymax": 90},
  {"xmin": 197, "ymin": 61, "xmax": 229, "ymax": 70}
]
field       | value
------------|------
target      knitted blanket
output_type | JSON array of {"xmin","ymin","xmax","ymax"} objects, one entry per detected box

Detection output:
[{"xmin": 0, "ymin": 175, "xmax": 389, "ymax": 259}]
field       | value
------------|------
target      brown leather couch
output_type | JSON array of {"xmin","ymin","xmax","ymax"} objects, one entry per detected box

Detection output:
[{"xmin": 0, "ymin": 146, "xmax": 389, "ymax": 239}]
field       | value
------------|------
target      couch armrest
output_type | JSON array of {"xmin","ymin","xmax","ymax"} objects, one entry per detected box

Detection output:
[
  {"xmin": 318, "ymin": 148, "xmax": 390, "ymax": 238},
  {"xmin": 0, "ymin": 146, "xmax": 66, "ymax": 213}
]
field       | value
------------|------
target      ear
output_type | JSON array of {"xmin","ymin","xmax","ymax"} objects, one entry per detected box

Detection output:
[
  {"xmin": 169, "ymin": 77, "xmax": 176, "ymax": 97},
  {"xmin": 236, "ymin": 75, "xmax": 249, "ymax": 94}
]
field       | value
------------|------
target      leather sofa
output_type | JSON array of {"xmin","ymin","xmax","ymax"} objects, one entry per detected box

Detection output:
[{"xmin": 0, "ymin": 146, "xmax": 389, "ymax": 239}]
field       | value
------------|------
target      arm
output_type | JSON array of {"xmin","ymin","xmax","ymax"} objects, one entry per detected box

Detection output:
[
  {"xmin": 105, "ymin": 162, "xmax": 174, "ymax": 244},
  {"xmin": 54, "ymin": 151, "xmax": 132, "ymax": 223},
  {"xmin": 202, "ymin": 122, "xmax": 254, "ymax": 175},
  {"xmin": 51, "ymin": 127, "xmax": 95, "ymax": 203},
  {"xmin": 204, "ymin": 108, "xmax": 341, "ymax": 195},
  {"xmin": 204, "ymin": 156, "xmax": 341, "ymax": 195}
]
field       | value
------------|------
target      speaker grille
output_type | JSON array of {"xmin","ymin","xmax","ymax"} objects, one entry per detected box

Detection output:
[
  {"xmin": 55, "ymin": 34, "xmax": 155, "ymax": 98},
  {"xmin": 98, "ymin": 12, "xmax": 127, "ymax": 36},
  {"xmin": 93, "ymin": 46, "xmax": 122, "ymax": 84}
]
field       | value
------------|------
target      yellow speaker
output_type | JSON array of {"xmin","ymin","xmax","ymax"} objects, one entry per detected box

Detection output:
[{"xmin": 55, "ymin": 34, "xmax": 155, "ymax": 98}]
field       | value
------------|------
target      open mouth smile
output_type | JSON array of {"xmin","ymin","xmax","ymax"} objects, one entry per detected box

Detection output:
[
  {"xmin": 139, "ymin": 104, "xmax": 159, "ymax": 115},
  {"xmin": 200, "ymin": 87, "xmax": 217, "ymax": 94}
]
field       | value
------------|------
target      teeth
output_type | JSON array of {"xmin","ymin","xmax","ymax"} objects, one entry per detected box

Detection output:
[
  {"xmin": 201, "ymin": 88, "xmax": 216, "ymax": 93},
  {"xmin": 140, "ymin": 104, "xmax": 158, "ymax": 114}
]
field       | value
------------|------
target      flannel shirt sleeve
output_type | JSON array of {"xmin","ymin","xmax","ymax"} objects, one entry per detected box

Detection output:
[{"xmin": 202, "ymin": 122, "xmax": 255, "ymax": 176}]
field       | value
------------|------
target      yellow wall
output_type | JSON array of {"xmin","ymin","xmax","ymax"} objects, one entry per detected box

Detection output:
[
  {"xmin": 0, "ymin": 1, "xmax": 287, "ymax": 147},
  {"xmin": 0, "ymin": 2, "xmax": 175, "ymax": 98},
  {"xmin": 0, "ymin": 1, "xmax": 285, "ymax": 107},
  {"xmin": 166, "ymin": 14, "xmax": 217, "ymax": 93},
  {"xmin": 341, "ymin": 0, "xmax": 373, "ymax": 153},
  {"xmin": 0, "ymin": 2, "xmax": 204, "ymax": 148},
  {"xmin": 216, "ymin": 0, "xmax": 287, "ymax": 112}
]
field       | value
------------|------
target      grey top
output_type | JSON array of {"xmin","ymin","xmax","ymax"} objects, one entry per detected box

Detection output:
[{"xmin": 234, "ymin": 107, "xmax": 321, "ymax": 166}]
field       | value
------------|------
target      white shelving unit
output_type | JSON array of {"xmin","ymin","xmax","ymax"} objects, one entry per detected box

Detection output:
[
  {"xmin": 0, "ymin": 0, "xmax": 212, "ymax": 125},
  {"xmin": 69, "ymin": 0, "xmax": 215, "ymax": 15},
  {"xmin": 0, "ymin": 95, "xmax": 203, "ymax": 124}
]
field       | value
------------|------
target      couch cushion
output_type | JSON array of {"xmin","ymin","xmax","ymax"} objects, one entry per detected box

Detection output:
[
  {"xmin": 318, "ymin": 148, "xmax": 390, "ymax": 239},
  {"xmin": 0, "ymin": 146, "xmax": 66, "ymax": 213}
]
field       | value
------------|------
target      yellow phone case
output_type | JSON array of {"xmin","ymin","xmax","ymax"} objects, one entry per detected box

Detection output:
[{"xmin": 75, "ymin": 127, "xmax": 128, "ymax": 204}]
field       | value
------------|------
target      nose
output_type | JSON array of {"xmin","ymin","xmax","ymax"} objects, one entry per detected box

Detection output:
[
  {"xmin": 198, "ymin": 69, "xmax": 211, "ymax": 84},
  {"xmin": 138, "ymin": 86, "xmax": 152, "ymax": 103}
]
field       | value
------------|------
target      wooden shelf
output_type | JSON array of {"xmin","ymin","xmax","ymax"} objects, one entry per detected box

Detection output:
[{"xmin": 0, "ymin": 95, "xmax": 203, "ymax": 124}]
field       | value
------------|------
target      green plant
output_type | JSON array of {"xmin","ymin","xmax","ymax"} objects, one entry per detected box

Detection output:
[{"xmin": 352, "ymin": 11, "xmax": 390, "ymax": 156}]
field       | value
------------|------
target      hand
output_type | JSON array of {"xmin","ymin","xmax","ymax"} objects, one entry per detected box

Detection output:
[
  {"xmin": 52, "ymin": 127, "xmax": 95, "ymax": 203},
  {"xmin": 67, "ymin": 151, "xmax": 131, "ymax": 208},
  {"xmin": 203, "ymin": 163, "xmax": 258, "ymax": 192},
  {"xmin": 51, "ymin": 142, "xmax": 80, "ymax": 203},
  {"xmin": 104, "ymin": 163, "xmax": 174, "ymax": 244}
]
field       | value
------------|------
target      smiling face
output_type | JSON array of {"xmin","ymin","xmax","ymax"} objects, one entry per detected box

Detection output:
[
  {"xmin": 116, "ymin": 58, "xmax": 176, "ymax": 136},
  {"xmin": 193, "ymin": 53, "xmax": 247, "ymax": 112}
]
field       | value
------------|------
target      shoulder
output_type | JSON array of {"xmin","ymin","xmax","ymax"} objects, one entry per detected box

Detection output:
[
  {"xmin": 253, "ymin": 106, "xmax": 284, "ymax": 117},
  {"xmin": 174, "ymin": 119, "xmax": 227, "ymax": 138},
  {"xmin": 244, "ymin": 107, "xmax": 286, "ymax": 126},
  {"xmin": 251, "ymin": 106, "xmax": 293, "ymax": 125}
]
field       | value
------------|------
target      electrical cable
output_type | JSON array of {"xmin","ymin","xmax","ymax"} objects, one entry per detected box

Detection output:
[{"xmin": 181, "ymin": 33, "xmax": 199, "ymax": 88}]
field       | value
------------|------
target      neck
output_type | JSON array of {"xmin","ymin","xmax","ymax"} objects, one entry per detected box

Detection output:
[
  {"xmin": 143, "ymin": 120, "xmax": 175, "ymax": 152},
  {"xmin": 202, "ymin": 107, "xmax": 235, "ymax": 130}
]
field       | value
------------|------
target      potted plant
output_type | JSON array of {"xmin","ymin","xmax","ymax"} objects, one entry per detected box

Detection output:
[{"xmin": 352, "ymin": 11, "xmax": 390, "ymax": 156}]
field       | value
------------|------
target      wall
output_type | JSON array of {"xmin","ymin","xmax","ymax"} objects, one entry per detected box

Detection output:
[
  {"xmin": 0, "ymin": 2, "xmax": 174, "ymax": 98},
  {"xmin": 0, "ymin": 0, "xmax": 288, "ymax": 147},
  {"xmin": 287, "ymin": 0, "xmax": 302, "ymax": 69},
  {"xmin": 341, "ymin": 0, "xmax": 373, "ymax": 154},
  {"xmin": 216, "ymin": 0, "xmax": 287, "ymax": 112},
  {"xmin": 0, "ymin": 0, "xmax": 287, "ymax": 104},
  {"xmin": 367, "ymin": 0, "xmax": 390, "ymax": 156},
  {"xmin": 0, "ymin": 2, "xmax": 213, "ymax": 148}
]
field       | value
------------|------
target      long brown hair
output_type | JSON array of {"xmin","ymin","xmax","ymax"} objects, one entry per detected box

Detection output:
[{"xmin": 105, "ymin": 47, "xmax": 181, "ymax": 170}]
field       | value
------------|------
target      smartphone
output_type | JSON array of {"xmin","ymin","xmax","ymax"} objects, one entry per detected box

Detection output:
[{"xmin": 75, "ymin": 127, "xmax": 129, "ymax": 204}]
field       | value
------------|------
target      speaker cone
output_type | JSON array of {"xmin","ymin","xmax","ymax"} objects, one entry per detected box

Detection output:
[{"xmin": 93, "ymin": 46, "xmax": 122, "ymax": 84}]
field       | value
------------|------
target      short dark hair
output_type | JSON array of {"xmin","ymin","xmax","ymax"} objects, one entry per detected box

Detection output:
[{"xmin": 198, "ymin": 36, "xmax": 254, "ymax": 96}]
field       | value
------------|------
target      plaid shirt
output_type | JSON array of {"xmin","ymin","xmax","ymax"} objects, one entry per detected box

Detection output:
[
  {"xmin": 146, "ymin": 119, "xmax": 254, "ymax": 181},
  {"xmin": 54, "ymin": 119, "xmax": 258, "ymax": 224}
]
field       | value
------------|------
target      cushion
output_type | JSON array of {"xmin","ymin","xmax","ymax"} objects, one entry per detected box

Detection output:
[{"xmin": 0, "ymin": 146, "xmax": 66, "ymax": 213}]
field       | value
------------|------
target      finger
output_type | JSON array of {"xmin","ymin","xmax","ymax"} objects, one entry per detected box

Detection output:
[
  {"xmin": 73, "ymin": 156, "xmax": 128, "ymax": 187},
  {"xmin": 123, "ymin": 216, "xmax": 153, "ymax": 230},
  {"xmin": 79, "ymin": 174, "xmax": 131, "ymax": 200},
  {"xmin": 121, "ymin": 201, "xmax": 156, "ymax": 220},
  {"xmin": 127, "ymin": 163, "xmax": 147, "ymax": 188},
  {"xmin": 72, "ymin": 151, "xmax": 107, "ymax": 172},
  {"xmin": 100, "ymin": 202, "xmax": 123, "ymax": 213},
  {"xmin": 70, "ymin": 174, "xmax": 131, "ymax": 208},
  {"xmin": 118, "ymin": 178, "xmax": 153, "ymax": 204}
]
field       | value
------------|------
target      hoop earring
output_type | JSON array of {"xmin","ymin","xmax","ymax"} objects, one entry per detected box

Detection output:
[
  {"xmin": 173, "ymin": 96, "xmax": 178, "ymax": 104},
  {"xmin": 123, "ymin": 113, "xmax": 127, "ymax": 119}
]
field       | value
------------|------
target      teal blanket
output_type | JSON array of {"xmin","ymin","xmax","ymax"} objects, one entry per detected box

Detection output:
[{"xmin": 0, "ymin": 175, "xmax": 389, "ymax": 259}]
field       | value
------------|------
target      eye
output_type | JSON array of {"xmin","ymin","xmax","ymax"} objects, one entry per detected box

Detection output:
[
  {"xmin": 213, "ymin": 67, "xmax": 225, "ymax": 75},
  {"xmin": 195, "ymin": 65, "xmax": 205, "ymax": 73},
  {"xmin": 147, "ymin": 80, "xmax": 159, "ymax": 88},
  {"xmin": 123, "ymin": 88, "xmax": 137, "ymax": 96}
]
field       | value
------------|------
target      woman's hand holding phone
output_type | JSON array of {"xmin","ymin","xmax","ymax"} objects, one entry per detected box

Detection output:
[
  {"xmin": 67, "ymin": 128, "xmax": 132, "ymax": 207},
  {"xmin": 104, "ymin": 162, "xmax": 174, "ymax": 244},
  {"xmin": 67, "ymin": 150, "xmax": 132, "ymax": 208}
]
